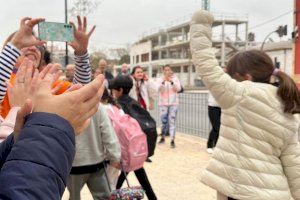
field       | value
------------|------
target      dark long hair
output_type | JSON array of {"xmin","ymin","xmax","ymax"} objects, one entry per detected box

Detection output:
[
  {"xmin": 227, "ymin": 50, "xmax": 300, "ymax": 114},
  {"xmin": 131, "ymin": 66, "xmax": 144, "ymax": 83},
  {"xmin": 101, "ymin": 88, "xmax": 119, "ymax": 107}
]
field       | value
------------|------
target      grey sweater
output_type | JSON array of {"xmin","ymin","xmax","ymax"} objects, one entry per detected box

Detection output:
[{"xmin": 72, "ymin": 104, "xmax": 121, "ymax": 167}]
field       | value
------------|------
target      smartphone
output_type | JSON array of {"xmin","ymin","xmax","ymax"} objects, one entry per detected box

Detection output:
[{"xmin": 38, "ymin": 22, "xmax": 74, "ymax": 42}]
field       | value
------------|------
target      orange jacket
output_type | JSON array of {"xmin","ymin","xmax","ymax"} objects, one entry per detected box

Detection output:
[{"xmin": 1, "ymin": 74, "xmax": 71, "ymax": 118}]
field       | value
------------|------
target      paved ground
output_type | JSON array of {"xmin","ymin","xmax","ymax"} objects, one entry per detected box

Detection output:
[{"xmin": 62, "ymin": 133, "xmax": 216, "ymax": 200}]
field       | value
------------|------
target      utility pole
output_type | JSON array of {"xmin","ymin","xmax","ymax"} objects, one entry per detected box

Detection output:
[
  {"xmin": 201, "ymin": 0, "xmax": 210, "ymax": 11},
  {"xmin": 65, "ymin": 0, "xmax": 69, "ymax": 66}
]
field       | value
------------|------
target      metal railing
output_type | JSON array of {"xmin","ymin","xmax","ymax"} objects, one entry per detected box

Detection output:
[{"xmin": 150, "ymin": 92, "xmax": 211, "ymax": 139}]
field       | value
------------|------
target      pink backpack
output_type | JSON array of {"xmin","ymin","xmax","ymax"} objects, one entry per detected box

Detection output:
[{"xmin": 106, "ymin": 105, "xmax": 148, "ymax": 172}]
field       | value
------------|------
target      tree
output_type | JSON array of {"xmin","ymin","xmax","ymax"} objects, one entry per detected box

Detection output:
[
  {"xmin": 70, "ymin": 0, "xmax": 100, "ymax": 17},
  {"xmin": 109, "ymin": 47, "xmax": 130, "ymax": 65},
  {"xmin": 119, "ymin": 55, "xmax": 130, "ymax": 65},
  {"xmin": 90, "ymin": 51, "xmax": 107, "ymax": 70}
]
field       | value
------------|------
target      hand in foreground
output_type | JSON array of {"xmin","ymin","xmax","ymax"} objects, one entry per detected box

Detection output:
[
  {"xmin": 11, "ymin": 60, "xmax": 63, "ymax": 140},
  {"xmin": 13, "ymin": 99, "xmax": 33, "ymax": 142},
  {"xmin": 32, "ymin": 67, "xmax": 105, "ymax": 134},
  {"xmin": 110, "ymin": 162, "xmax": 121, "ymax": 169}
]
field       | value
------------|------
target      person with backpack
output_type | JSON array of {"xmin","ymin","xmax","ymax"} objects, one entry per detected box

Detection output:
[
  {"xmin": 67, "ymin": 103, "xmax": 121, "ymax": 200},
  {"xmin": 129, "ymin": 66, "xmax": 157, "ymax": 111},
  {"xmin": 101, "ymin": 88, "xmax": 148, "ymax": 192},
  {"xmin": 157, "ymin": 65, "xmax": 181, "ymax": 148},
  {"xmin": 109, "ymin": 75, "xmax": 158, "ymax": 200},
  {"xmin": 190, "ymin": 10, "xmax": 300, "ymax": 200}
]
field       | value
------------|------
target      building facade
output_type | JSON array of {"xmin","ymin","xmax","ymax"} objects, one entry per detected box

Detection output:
[{"xmin": 130, "ymin": 12, "xmax": 249, "ymax": 87}]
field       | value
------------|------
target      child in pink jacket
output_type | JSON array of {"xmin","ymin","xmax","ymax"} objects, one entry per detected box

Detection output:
[{"xmin": 157, "ymin": 65, "xmax": 181, "ymax": 148}]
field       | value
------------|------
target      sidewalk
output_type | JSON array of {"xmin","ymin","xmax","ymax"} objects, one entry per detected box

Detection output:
[{"xmin": 62, "ymin": 133, "xmax": 216, "ymax": 200}]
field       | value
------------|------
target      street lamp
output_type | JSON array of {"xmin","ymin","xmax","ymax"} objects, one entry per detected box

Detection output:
[
  {"xmin": 261, "ymin": 25, "xmax": 287, "ymax": 51},
  {"xmin": 65, "ymin": 0, "xmax": 69, "ymax": 66}
]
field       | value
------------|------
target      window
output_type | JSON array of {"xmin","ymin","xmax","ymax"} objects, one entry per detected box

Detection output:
[
  {"xmin": 141, "ymin": 53, "xmax": 149, "ymax": 62},
  {"xmin": 136, "ymin": 55, "xmax": 139, "ymax": 63},
  {"xmin": 152, "ymin": 52, "xmax": 158, "ymax": 61},
  {"xmin": 152, "ymin": 69, "xmax": 158, "ymax": 77},
  {"xmin": 172, "ymin": 66, "xmax": 181, "ymax": 73},
  {"xmin": 183, "ymin": 66, "xmax": 189, "ymax": 73}
]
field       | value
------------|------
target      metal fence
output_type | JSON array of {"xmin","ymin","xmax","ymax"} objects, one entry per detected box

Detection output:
[{"xmin": 150, "ymin": 92, "xmax": 211, "ymax": 139}]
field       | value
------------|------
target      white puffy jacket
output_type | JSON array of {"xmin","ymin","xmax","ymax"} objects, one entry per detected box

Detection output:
[{"xmin": 190, "ymin": 10, "xmax": 300, "ymax": 200}]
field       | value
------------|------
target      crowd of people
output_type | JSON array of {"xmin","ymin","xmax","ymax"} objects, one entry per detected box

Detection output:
[
  {"xmin": 0, "ymin": 9, "xmax": 299, "ymax": 200},
  {"xmin": 0, "ymin": 14, "xmax": 183, "ymax": 200}
]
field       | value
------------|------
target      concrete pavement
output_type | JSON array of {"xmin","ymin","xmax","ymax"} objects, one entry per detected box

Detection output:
[{"xmin": 62, "ymin": 133, "xmax": 216, "ymax": 200}]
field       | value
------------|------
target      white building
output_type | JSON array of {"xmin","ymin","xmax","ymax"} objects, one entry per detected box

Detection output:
[{"xmin": 130, "ymin": 12, "xmax": 249, "ymax": 88}]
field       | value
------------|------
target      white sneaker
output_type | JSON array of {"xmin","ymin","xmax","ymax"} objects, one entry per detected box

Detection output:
[{"xmin": 207, "ymin": 148, "xmax": 214, "ymax": 154}]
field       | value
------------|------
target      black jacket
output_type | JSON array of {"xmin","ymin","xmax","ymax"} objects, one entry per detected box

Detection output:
[{"xmin": 105, "ymin": 71, "xmax": 114, "ymax": 80}]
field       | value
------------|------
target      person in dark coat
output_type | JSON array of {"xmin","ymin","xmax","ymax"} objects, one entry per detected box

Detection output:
[{"xmin": 0, "ymin": 113, "xmax": 75, "ymax": 200}]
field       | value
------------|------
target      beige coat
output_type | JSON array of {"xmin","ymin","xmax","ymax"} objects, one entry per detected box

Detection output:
[{"xmin": 190, "ymin": 10, "xmax": 300, "ymax": 200}]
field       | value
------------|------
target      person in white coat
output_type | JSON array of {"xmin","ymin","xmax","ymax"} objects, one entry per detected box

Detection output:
[
  {"xmin": 190, "ymin": 10, "xmax": 300, "ymax": 200},
  {"xmin": 129, "ymin": 66, "xmax": 156, "ymax": 111}
]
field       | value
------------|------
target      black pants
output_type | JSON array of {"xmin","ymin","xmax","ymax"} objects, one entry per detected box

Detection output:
[
  {"xmin": 207, "ymin": 106, "xmax": 221, "ymax": 148},
  {"xmin": 116, "ymin": 167, "xmax": 157, "ymax": 200}
]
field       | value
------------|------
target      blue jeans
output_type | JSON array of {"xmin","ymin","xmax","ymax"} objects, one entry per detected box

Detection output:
[{"xmin": 159, "ymin": 105, "xmax": 178, "ymax": 140}]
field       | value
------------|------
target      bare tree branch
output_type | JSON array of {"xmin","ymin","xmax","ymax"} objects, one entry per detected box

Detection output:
[{"xmin": 70, "ymin": 0, "xmax": 101, "ymax": 17}]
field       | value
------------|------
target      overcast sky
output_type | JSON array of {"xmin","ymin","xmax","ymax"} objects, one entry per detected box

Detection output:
[{"xmin": 0, "ymin": 0, "xmax": 294, "ymax": 51}]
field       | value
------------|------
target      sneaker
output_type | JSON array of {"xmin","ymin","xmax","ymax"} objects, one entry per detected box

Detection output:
[
  {"xmin": 158, "ymin": 137, "xmax": 165, "ymax": 144},
  {"xmin": 206, "ymin": 148, "xmax": 214, "ymax": 154},
  {"xmin": 170, "ymin": 140, "xmax": 175, "ymax": 148}
]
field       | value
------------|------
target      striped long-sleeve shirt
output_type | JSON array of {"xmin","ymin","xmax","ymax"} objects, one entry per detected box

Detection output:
[
  {"xmin": 73, "ymin": 52, "xmax": 92, "ymax": 84},
  {"xmin": 0, "ymin": 44, "xmax": 20, "ymax": 103},
  {"xmin": 0, "ymin": 43, "xmax": 92, "ymax": 103}
]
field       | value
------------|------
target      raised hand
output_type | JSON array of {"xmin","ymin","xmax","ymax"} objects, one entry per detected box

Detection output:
[
  {"xmin": 10, "ymin": 17, "xmax": 46, "ymax": 50},
  {"xmin": 69, "ymin": 16, "xmax": 96, "ymax": 56},
  {"xmin": 9, "ymin": 57, "xmax": 104, "ymax": 137}
]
